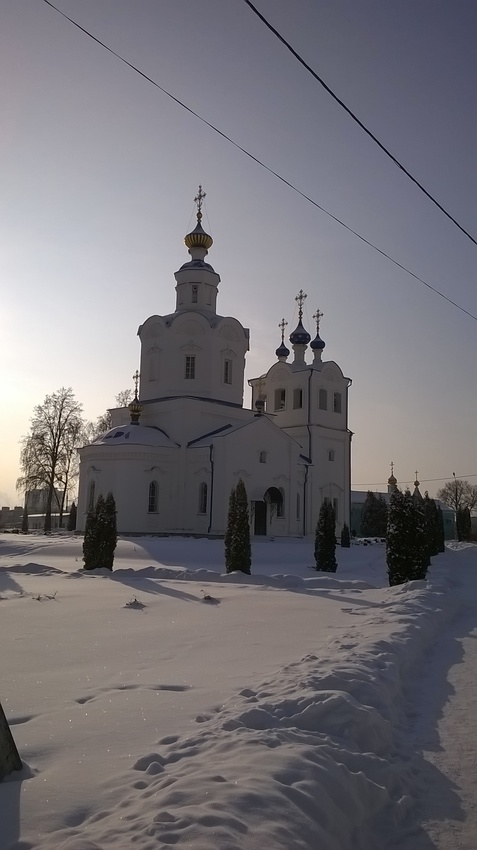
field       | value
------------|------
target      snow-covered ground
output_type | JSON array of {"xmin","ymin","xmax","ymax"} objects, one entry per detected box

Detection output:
[{"xmin": 1, "ymin": 534, "xmax": 476, "ymax": 849}]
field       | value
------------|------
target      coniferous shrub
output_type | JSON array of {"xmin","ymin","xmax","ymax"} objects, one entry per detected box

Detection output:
[
  {"xmin": 99, "ymin": 492, "xmax": 117, "ymax": 570},
  {"xmin": 461, "ymin": 507, "xmax": 471, "ymax": 541},
  {"xmin": 361, "ymin": 491, "xmax": 388, "ymax": 537},
  {"xmin": 360, "ymin": 491, "xmax": 377, "ymax": 537},
  {"xmin": 436, "ymin": 505, "xmax": 446, "ymax": 552},
  {"xmin": 412, "ymin": 496, "xmax": 429, "ymax": 579},
  {"xmin": 386, "ymin": 490, "xmax": 429, "ymax": 586},
  {"xmin": 456, "ymin": 507, "xmax": 464, "ymax": 542},
  {"xmin": 225, "ymin": 480, "xmax": 251, "ymax": 574},
  {"xmin": 67, "ymin": 501, "xmax": 77, "ymax": 532},
  {"xmin": 423, "ymin": 493, "xmax": 439, "ymax": 558},
  {"xmin": 340, "ymin": 523, "xmax": 351, "ymax": 548},
  {"xmin": 83, "ymin": 493, "xmax": 117, "ymax": 570},
  {"xmin": 21, "ymin": 505, "xmax": 29, "ymax": 534},
  {"xmin": 456, "ymin": 506, "xmax": 472, "ymax": 542},
  {"xmin": 224, "ymin": 485, "xmax": 237, "ymax": 574},
  {"xmin": 455, "ymin": 506, "xmax": 471, "ymax": 542},
  {"xmin": 83, "ymin": 506, "xmax": 99, "ymax": 570},
  {"xmin": 315, "ymin": 501, "xmax": 337, "ymax": 572},
  {"xmin": 233, "ymin": 479, "xmax": 252, "ymax": 574}
]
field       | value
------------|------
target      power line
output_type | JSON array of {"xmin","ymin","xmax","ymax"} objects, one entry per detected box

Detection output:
[
  {"xmin": 354, "ymin": 473, "xmax": 477, "ymax": 488},
  {"xmin": 243, "ymin": 0, "xmax": 477, "ymax": 249},
  {"xmin": 41, "ymin": 0, "xmax": 477, "ymax": 323}
]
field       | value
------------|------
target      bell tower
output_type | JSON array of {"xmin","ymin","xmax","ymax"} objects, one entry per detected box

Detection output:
[{"xmin": 174, "ymin": 185, "xmax": 220, "ymax": 315}]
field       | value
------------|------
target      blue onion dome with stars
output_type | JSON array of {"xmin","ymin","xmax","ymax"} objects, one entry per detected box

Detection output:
[
  {"xmin": 310, "ymin": 308, "xmax": 326, "ymax": 350},
  {"xmin": 289, "ymin": 289, "xmax": 311, "ymax": 345},
  {"xmin": 289, "ymin": 319, "xmax": 311, "ymax": 345},
  {"xmin": 276, "ymin": 340, "xmax": 290, "ymax": 357},
  {"xmin": 276, "ymin": 318, "xmax": 290, "ymax": 358}
]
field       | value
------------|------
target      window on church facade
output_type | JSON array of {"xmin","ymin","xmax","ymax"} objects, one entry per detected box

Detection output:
[
  {"xmin": 148, "ymin": 481, "xmax": 158, "ymax": 513},
  {"xmin": 333, "ymin": 392, "xmax": 342, "ymax": 413},
  {"xmin": 319, "ymin": 388, "xmax": 327, "ymax": 410},
  {"xmin": 328, "ymin": 449, "xmax": 335, "ymax": 461},
  {"xmin": 224, "ymin": 359, "xmax": 233, "ymax": 384},
  {"xmin": 293, "ymin": 388, "xmax": 303, "ymax": 409},
  {"xmin": 198, "ymin": 482, "xmax": 208, "ymax": 514},
  {"xmin": 185, "ymin": 355, "xmax": 196, "ymax": 379},
  {"xmin": 259, "ymin": 450, "xmax": 267, "ymax": 463},
  {"xmin": 324, "ymin": 495, "xmax": 339, "ymax": 522},
  {"xmin": 191, "ymin": 284, "xmax": 198, "ymax": 303},
  {"xmin": 274, "ymin": 388, "xmax": 286, "ymax": 410}
]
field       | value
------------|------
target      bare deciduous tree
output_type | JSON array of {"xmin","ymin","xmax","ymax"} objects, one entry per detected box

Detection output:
[
  {"xmin": 84, "ymin": 389, "xmax": 134, "ymax": 444},
  {"xmin": 17, "ymin": 388, "xmax": 84, "ymax": 532},
  {"xmin": 436, "ymin": 479, "xmax": 477, "ymax": 513}
]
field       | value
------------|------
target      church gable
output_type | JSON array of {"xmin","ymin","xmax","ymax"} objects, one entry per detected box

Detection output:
[
  {"xmin": 138, "ymin": 316, "xmax": 166, "ymax": 340},
  {"xmin": 321, "ymin": 363, "xmax": 344, "ymax": 383},
  {"xmin": 216, "ymin": 316, "xmax": 249, "ymax": 343},
  {"xmin": 267, "ymin": 363, "xmax": 291, "ymax": 383}
]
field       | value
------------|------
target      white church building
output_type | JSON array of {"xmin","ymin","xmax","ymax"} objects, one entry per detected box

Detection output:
[{"xmin": 77, "ymin": 190, "xmax": 352, "ymax": 538}]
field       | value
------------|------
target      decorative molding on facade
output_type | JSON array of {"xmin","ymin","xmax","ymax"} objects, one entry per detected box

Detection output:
[{"xmin": 179, "ymin": 342, "xmax": 202, "ymax": 352}]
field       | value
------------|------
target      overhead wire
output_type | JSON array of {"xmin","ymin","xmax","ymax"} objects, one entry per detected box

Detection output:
[
  {"xmin": 41, "ymin": 0, "xmax": 477, "ymax": 323},
  {"xmin": 243, "ymin": 0, "xmax": 477, "ymax": 249},
  {"xmin": 355, "ymin": 473, "xmax": 477, "ymax": 488}
]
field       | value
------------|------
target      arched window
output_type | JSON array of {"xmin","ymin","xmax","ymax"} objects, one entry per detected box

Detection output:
[
  {"xmin": 319, "ymin": 388, "xmax": 327, "ymax": 410},
  {"xmin": 293, "ymin": 388, "xmax": 303, "ymax": 409},
  {"xmin": 191, "ymin": 284, "xmax": 198, "ymax": 303},
  {"xmin": 274, "ymin": 388, "xmax": 286, "ymax": 410},
  {"xmin": 259, "ymin": 450, "xmax": 267, "ymax": 464},
  {"xmin": 333, "ymin": 392, "xmax": 342, "ymax": 413},
  {"xmin": 265, "ymin": 486, "xmax": 284, "ymax": 519},
  {"xmin": 277, "ymin": 488, "xmax": 285, "ymax": 518},
  {"xmin": 185, "ymin": 355, "xmax": 196, "ymax": 379},
  {"xmin": 224, "ymin": 359, "xmax": 233, "ymax": 384},
  {"xmin": 328, "ymin": 449, "xmax": 335, "ymax": 462},
  {"xmin": 88, "ymin": 481, "xmax": 95, "ymax": 511},
  {"xmin": 148, "ymin": 481, "xmax": 158, "ymax": 513},
  {"xmin": 198, "ymin": 482, "xmax": 208, "ymax": 514}
]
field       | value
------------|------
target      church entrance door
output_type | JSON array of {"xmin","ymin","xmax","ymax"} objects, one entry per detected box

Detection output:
[{"xmin": 253, "ymin": 500, "xmax": 267, "ymax": 536}]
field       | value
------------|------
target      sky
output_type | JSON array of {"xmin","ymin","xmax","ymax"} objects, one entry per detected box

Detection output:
[
  {"xmin": 2, "ymin": 534, "xmax": 476, "ymax": 848},
  {"xmin": 1, "ymin": 0, "xmax": 476, "ymax": 506}
]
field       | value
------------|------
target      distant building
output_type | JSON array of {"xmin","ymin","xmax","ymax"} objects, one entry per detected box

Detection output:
[
  {"xmin": 25, "ymin": 488, "xmax": 63, "ymax": 514},
  {"xmin": 351, "ymin": 467, "xmax": 455, "ymax": 539},
  {"xmin": 0, "ymin": 505, "xmax": 23, "ymax": 529}
]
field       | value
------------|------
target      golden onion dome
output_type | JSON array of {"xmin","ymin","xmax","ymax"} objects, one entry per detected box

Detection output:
[
  {"xmin": 184, "ymin": 221, "xmax": 213, "ymax": 252},
  {"xmin": 128, "ymin": 394, "xmax": 143, "ymax": 425}
]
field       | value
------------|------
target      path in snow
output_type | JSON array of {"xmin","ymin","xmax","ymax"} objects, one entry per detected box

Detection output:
[{"xmin": 392, "ymin": 550, "xmax": 477, "ymax": 849}]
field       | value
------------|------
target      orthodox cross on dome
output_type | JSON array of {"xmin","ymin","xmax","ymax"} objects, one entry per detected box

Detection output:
[
  {"xmin": 295, "ymin": 289, "xmax": 307, "ymax": 321},
  {"xmin": 194, "ymin": 185, "xmax": 206, "ymax": 224},
  {"xmin": 390, "ymin": 461, "xmax": 394, "ymax": 477},
  {"xmin": 312, "ymin": 308, "xmax": 324, "ymax": 333},
  {"xmin": 132, "ymin": 369, "xmax": 140, "ymax": 399},
  {"xmin": 414, "ymin": 470, "xmax": 420, "ymax": 487},
  {"xmin": 278, "ymin": 317, "xmax": 288, "ymax": 343}
]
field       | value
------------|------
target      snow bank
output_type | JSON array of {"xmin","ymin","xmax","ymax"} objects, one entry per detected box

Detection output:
[{"xmin": 35, "ymin": 571, "xmax": 459, "ymax": 850}]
